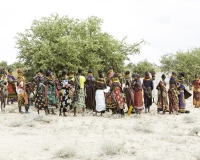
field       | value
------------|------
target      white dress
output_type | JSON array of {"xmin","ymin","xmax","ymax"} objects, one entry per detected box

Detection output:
[{"xmin": 95, "ymin": 86, "xmax": 110, "ymax": 111}]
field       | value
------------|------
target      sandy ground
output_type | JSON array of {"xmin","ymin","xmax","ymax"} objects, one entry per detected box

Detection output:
[{"xmin": 1, "ymin": 74, "xmax": 200, "ymax": 160}]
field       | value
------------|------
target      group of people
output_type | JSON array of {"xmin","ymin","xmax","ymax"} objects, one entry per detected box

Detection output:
[{"xmin": 0, "ymin": 65, "xmax": 197, "ymax": 117}]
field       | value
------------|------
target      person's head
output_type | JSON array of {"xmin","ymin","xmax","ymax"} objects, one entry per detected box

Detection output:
[
  {"xmin": 178, "ymin": 72, "xmax": 185, "ymax": 83},
  {"xmin": 69, "ymin": 71, "xmax": 75, "ymax": 78},
  {"xmin": 78, "ymin": 68, "xmax": 83, "ymax": 74},
  {"xmin": 151, "ymin": 71, "xmax": 156, "ymax": 80},
  {"xmin": 88, "ymin": 69, "xmax": 92, "ymax": 75},
  {"xmin": 99, "ymin": 73, "xmax": 104, "ymax": 79},
  {"xmin": 8, "ymin": 68, "xmax": 12, "ymax": 74},
  {"xmin": 46, "ymin": 70, "xmax": 51, "ymax": 77},
  {"xmin": 145, "ymin": 71, "xmax": 150, "ymax": 78},
  {"xmin": 17, "ymin": 69, "xmax": 23, "ymax": 77},
  {"xmin": 195, "ymin": 73, "xmax": 199, "ymax": 78},
  {"xmin": 172, "ymin": 72, "xmax": 177, "ymax": 77},
  {"xmin": 38, "ymin": 69, "xmax": 44, "ymax": 76},
  {"xmin": 161, "ymin": 74, "xmax": 166, "ymax": 80},
  {"xmin": 125, "ymin": 70, "xmax": 130, "ymax": 78},
  {"xmin": 108, "ymin": 66, "xmax": 113, "ymax": 73}
]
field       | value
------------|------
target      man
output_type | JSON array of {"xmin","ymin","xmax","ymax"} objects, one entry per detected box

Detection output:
[
  {"xmin": 168, "ymin": 72, "xmax": 179, "ymax": 115},
  {"xmin": 156, "ymin": 74, "xmax": 169, "ymax": 114},
  {"xmin": 192, "ymin": 73, "xmax": 200, "ymax": 108},
  {"xmin": 74, "ymin": 69, "xmax": 86, "ymax": 116},
  {"xmin": 142, "ymin": 71, "xmax": 153, "ymax": 113},
  {"xmin": 85, "ymin": 69, "xmax": 96, "ymax": 114}
]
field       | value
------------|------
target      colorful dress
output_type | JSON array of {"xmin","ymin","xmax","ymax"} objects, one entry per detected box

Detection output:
[
  {"xmin": 142, "ymin": 78, "xmax": 153, "ymax": 109},
  {"xmin": 16, "ymin": 76, "xmax": 29, "ymax": 107},
  {"xmin": 59, "ymin": 77, "xmax": 73, "ymax": 113},
  {"xmin": 74, "ymin": 75, "xmax": 86, "ymax": 108},
  {"xmin": 192, "ymin": 78, "xmax": 200, "ymax": 107},
  {"xmin": 156, "ymin": 80, "xmax": 169, "ymax": 112},
  {"xmin": 45, "ymin": 76, "xmax": 59, "ymax": 110},
  {"xmin": 168, "ymin": 76, "xmax": 179, "ymax": 113},
  {"xmin": 7, "ymin": 74, "xmax": 17, "ymax": 103},
  {"xmin": 178, "ymin": 84, "xmax": 186, "ymax": 113},
  {"xmin": 110, "ymin": 79, "xmax": 124, "ymax": 110},
  {"xmin": 85, "ymin": 75, "xmax": 96, "ymax": 111},
  {"xmin": 33, "ymin": 75, "xmax": 47, "ymax": 110},
  {"xmin": 132, "ymin": 79, "xmax": 143, "ymax": 114}
]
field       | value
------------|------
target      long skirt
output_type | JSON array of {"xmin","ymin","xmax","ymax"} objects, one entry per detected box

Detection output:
[
  {"xmin": 193, "ymin": 88, "xmax": 200, "ymax": 107},
  {"xmin": 179, "ymin": 91, "xmax": 186, "ymax": 113},
  {"xmin": 17, "ymin": 89, "xmax": 28, "ymax": 107},
  {"xmin": 95, "ymin": 89, "xmax": 106, "ymax": 112},
  {"xmin": 157, "ymin": 90, "xmax": 169, "ymax": 111},
  {"xmin": 105, "ymin": 92, "xmax": 116, "ymax": 109},
  {"xmin": 46, "ymin": 85, "xmax": 58, "ymax": 110},
  {"xmin": 112, "ymin": 88, "xmax": 124, "ymax": 109},
  {"xmin": 7, "ymin": 83, "xmax": 17, "ymax": 102},
  {"xmin": 134, "ymin": 90, "xmax": 143, "ymax": 114},
  {"xmin": 35, "ymin": 91, "xmax": 47, "ymax": 110},
  {"xmin": 74, "ymin": 88, "xmax": 86, "ymax": 108},
  {"xmin": 60, "ymin": 87, "xmax": 73, "ymax": 112},
  {"xmin": 168, "ymin": 88, "xmax": 179, "ymax": 112},
  {"xmin": 124, "ymin": 88, "xmax": 134, "ymax": 109},
  {"xmin": 85, "ymin": 87, "xmax": 96, "ymax": 110}
]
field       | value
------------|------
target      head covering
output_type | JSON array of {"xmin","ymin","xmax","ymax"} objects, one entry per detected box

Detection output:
[{"xmin": 161, "ymin": 74, "xmax": 166, "ymax": 79}]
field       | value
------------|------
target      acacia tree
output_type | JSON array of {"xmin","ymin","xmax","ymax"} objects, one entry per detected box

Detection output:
[{"xmin": 15, "ymin": 14, "xmax": 143, "ymax": 78}]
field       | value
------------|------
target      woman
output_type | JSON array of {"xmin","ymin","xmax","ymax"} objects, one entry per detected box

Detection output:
[
  {"xmin": 110, "ymin": 73, "xmax": 124, "ymax": 117},
  {"xmin": 95, "ymin": 72, "xmax": 107, "ymax": 116},
  {"xmin": 192, "ymin": 73, "xmax": 200, "ymax": 108}
]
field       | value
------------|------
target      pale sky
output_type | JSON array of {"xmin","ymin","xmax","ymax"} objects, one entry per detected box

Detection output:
[{"xmin": 1, "ymin": 0, "xmax": 200, "ymax": 65}]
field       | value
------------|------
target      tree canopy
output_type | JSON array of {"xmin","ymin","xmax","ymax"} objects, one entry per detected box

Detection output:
[
  {"xmin": 125, "ymin": 59, "xmax": 156, "ymax": 77},
  {"xmin": 160, "ymin": 47, "xmax": 200, "ymax": 82},
  {"xmin": 15, "ymin": 14, "xmax": 144, "ymax": 78}
]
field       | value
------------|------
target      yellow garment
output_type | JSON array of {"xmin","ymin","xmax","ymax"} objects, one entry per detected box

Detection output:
[
  {"xmin": 128, "ymin": 105, "xmax": 133, "ymax": 116},
  {"xmin": 79, "ymin": 76, "xmax": 86, "ymax": 89}
]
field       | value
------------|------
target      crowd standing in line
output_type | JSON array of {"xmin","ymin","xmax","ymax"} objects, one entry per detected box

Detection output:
[{"xmin": 0, "ymin": 66, "xmax": 195, "ymax": 117}]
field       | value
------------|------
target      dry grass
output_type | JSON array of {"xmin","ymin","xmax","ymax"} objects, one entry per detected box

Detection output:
[
  {"xmin": 100, "ymin": 140, "xmax": 125, "ymax": 156},
  {"xmin": 183, "ymin": 116, "xmax": 195, "ymax": 123},
  {"xmin": 32, "ymin": 115, "xmax": 52, "ymax": 123},
  {"xmin": 133, "ymin": 125, "xmax": 153, "ymax": 133},
  {"xmin": 54, "ymin": 146, "xmax": 76, "ymax": 159},
  {"xmin": 7, "ymin": 120, "xmax": 22, "ymax": 127},
  {"xmin": 189, "ymin": 127, "xmax": 200, "ymax": 136}
]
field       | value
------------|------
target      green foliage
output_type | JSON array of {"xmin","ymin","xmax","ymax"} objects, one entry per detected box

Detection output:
[
  {"xmin": 15, "ymin": 14, "xmax": 143, "ymax": 79},
  {"xmin": 160, "ymin": 47, "xmax": 200, "ymax": 82},
  {"xmin": 125, "ymin": 59, "xmax": 156, "ymax": 77}
]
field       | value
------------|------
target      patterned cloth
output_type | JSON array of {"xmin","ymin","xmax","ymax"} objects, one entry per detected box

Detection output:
[
  {"xmin": 7, "ymin": 74, "xmax": 17, "ymax": 102},
  {"xmin": 45, "ymin": 84, "xmax": 59, "ymax": 109},
  {"xmin": 193, "ymin": 79, "xmax": 200, "ymax": 107},
  {"xmin": 74, "ymin": 88, "xmax": 86, "ymax": 108},
  {"xmin": 60, "ymin": 87, "xmax": 73, "ymax": 112},
  {"xmin": 156, "ymin": 80, "xmax": 169, "ymax": 111},
  {"xmin": 178, "ymin": 84, "xmax": 186, "ymax": 113},
  {"xmin": 168, "ymin": 76, "xmax": 179, "ymax": 113}
]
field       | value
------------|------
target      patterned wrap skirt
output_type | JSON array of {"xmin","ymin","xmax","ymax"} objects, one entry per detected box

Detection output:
[
  {"xmin": 74, "ymin": 88, "xmax": 86, "ymax": 108},
  {"xmin": 112, "ymin": 87, "xmax": 124, "ymax": 109},
  {"xmin": 60, "ymin": 87, "xmax": 73, "ymax": 112}
]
